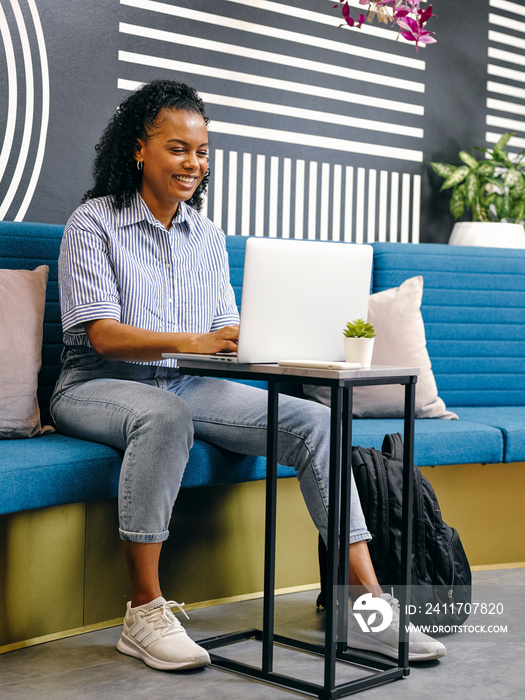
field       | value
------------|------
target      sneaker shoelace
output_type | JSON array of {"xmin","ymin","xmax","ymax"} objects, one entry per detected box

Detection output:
[
  {"xmin": 383, "ymin": 592, "xmax": 400, "ymax": 613},
  {"xmin": 378, "ymin": 592, "xmax": 400, "ymax": 629},
  {"xmin": 141, "ymin": 600, "xmax": 190, "ymax": 639},
  {"xmin": 381, "ymin": 592, "xmax": 420, "ymax": 632}
]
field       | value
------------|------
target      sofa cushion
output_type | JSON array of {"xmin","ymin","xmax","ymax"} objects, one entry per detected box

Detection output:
[
  {"xmin": 0, "ymin": 266, "xmax": 49, "ymax": 438},
  {"xmin": 0, "ymin": 433, "xmax": 294, "ymax": 515},
  {"xmin": 372, "ymin": 242, "xmax": 525, "ymax": 408},
  {"xmin": 0, "ymin": 434, "xmax": 122, "ymax": 514},
  {"xmin": 451, "ymin": 406, "xmax": 525, "ymax": 463},
  {"xmin": 0, "ymin": 413, "xmax": 506, "ymax": 514},
  {"xmin": 352, "ymin": 418, "xmax": 504, "ymax": 467}
]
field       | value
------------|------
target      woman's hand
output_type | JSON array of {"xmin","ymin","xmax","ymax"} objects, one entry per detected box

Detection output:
[
  {"xmin": 84, "ymin": 319, "xmax": 239, "ymax": 362},
  {"xmin": 192, "ymin": 325, "xmax": 239, "ymax": 355}
]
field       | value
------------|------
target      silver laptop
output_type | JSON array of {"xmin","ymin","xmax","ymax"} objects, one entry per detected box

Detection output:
[{"xmin": 163, "ymin": 237, "xmax": 373, "ymax": 364}]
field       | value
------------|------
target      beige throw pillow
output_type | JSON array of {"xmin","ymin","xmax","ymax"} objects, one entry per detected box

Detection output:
[
  {"xmin": 304, "ymin": 276, "xmax": 457, "ymax": 419},
  {"xmin": 0, "ymin": 266, "xmax": 49, "ymax": 438}
]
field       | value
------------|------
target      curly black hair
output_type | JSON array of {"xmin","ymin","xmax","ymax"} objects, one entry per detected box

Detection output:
[{"xmin": 83, "ymin": 80, "xmax": 210, "ymax": 211}]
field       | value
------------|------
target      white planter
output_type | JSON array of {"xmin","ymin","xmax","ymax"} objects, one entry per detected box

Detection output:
[
  {"xmin": 344, "ymin": 337, "xmax": 375, "ymax": 368},
  {"xmin": 449, "ymin": 222, "xmax": 525, "ymax": 249}
]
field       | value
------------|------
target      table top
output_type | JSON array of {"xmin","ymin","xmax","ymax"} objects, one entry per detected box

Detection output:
[{"xmin": 176, "ymin": 360, "xmax": 420, "ymax": 381}]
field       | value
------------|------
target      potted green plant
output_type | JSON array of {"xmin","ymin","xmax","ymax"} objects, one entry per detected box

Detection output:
[
  {"xmin": 342, "ymin": 318, "xmax": 376, "ymax": 367},
  {"xmin": 430, "ymin": 132, "xmax": 525, "ymax": 248}
]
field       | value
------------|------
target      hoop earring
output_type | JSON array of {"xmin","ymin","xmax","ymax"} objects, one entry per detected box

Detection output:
[{"xmin": 137, "ymin": 161, "xmax": 144, "ymax": 171}]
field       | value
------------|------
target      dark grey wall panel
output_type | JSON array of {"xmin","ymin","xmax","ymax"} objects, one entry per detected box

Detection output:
[{"xmin": 1, "ymin": 0, "xmax": 524, "ymax": 243}]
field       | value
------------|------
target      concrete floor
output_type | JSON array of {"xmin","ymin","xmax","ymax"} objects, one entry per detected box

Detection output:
[{"xmin": 1, "ymin": 568, "xmax": 523, "ymax": 699}]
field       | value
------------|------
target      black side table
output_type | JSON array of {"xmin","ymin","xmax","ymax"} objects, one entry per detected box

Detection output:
[{"xmin": 178, "ymin": 361, "xmax": 419, "ymax": 700}]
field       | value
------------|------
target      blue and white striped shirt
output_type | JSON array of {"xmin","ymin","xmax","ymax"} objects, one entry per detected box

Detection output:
[{"xmin": 58, "ymin": 193, "xmax": 240, "ymax": 366}]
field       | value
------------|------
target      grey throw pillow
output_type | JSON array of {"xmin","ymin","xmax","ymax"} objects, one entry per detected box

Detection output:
[
  {"xmin": 0, "ymin": 266, "xmax": 49, "ymax": 438},
  {"xmin": 304, "ymin": 276, "xmax": 457, "ymax": 420}
]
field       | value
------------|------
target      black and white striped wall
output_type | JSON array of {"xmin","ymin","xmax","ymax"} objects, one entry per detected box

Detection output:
[{"xmin": 1, "ymin": 0, "xmax": 525, "ymax": 243}]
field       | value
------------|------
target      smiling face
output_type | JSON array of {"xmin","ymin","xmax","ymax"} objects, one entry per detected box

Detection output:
[{"xmin": 134, "ymin": 108, "xmax": 209, "ymax": 227}]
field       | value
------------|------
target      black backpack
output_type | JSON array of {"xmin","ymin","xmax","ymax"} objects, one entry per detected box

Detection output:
[{"xmin": 317, "ymin": 433, "xmax": 472, "ymax": 628}]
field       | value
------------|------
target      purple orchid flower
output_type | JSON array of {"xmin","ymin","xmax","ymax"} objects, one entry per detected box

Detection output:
[
  {"xmin": 395, "ymin": 3, "xmax": 436, "ymax": 49},
  {"xmin": 332, "ymin": 0, "xmax": 436, "ymax": 50}
]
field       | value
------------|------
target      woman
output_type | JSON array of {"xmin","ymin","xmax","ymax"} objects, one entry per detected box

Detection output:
[{"xmin": 51, "ymin": 80, "xmax": 444, "ymax": 670}]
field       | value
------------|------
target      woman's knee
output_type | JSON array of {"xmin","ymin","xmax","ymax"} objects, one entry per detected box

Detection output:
[{"xmin": 130, "ymin": 390, "xmax": 194, "ymax": 444}]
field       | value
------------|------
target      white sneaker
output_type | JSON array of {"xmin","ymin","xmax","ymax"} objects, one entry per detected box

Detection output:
[
  {"xmin": 347, "ymin": 593, "xmax": 446, "ymax": 662},
  {"xmin": 116, "ymin": 597, "xmax": 210, "ymax": 670}
]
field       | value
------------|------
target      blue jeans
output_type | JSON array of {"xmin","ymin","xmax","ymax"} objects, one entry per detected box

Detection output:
[{"xmin": 50, "ymin": 348, "xmax": 371, "ymax": 546}]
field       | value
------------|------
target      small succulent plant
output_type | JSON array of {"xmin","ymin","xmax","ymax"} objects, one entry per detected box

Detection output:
[{"xmin": 343, "ymin": 318, "xmax": 376, "ymax": 338}]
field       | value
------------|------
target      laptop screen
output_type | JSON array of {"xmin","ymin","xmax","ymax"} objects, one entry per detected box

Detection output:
[{"xmin": 236, "ymin": 238, "xmax": 373, "ymax": 364}]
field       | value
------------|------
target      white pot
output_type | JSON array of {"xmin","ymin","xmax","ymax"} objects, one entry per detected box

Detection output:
[
  {"xmin": 449, "ymin": 222, "xmax": 525, "ymax": 249},
  {"xmin": 344, "ymin": 337, "xmax": 375, "ymax": 368}
]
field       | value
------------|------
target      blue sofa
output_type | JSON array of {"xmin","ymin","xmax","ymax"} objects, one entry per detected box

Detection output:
[{"xmin": 1, "ymin": 221, "xmax": 525, "ymax": 518}]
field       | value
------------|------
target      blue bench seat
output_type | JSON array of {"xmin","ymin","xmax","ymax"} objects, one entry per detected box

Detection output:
[
  {"xmin": 0, "ymin": 432, "xmax": 296, "ymax": 515},
  {"xmin": 353, "ymin": 418, "xmax": 504, "ymax": 467},
  {"xmin": 451, "ymin": 406, "xmax": 525, "ymax": 463}
]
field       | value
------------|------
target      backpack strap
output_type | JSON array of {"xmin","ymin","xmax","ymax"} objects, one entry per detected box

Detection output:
[
  {"xmin": 382, "ymin": 432, "xmax": 404, "ymax": 461},
  {"xmin": 382, "ymin": 432, "xmax": 427, "ymax": 575}
]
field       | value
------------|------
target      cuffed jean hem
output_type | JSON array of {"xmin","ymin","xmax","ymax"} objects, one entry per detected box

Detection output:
[{"xmin": 119, "ymin": 528, "xmax": 170, "ymax": 543}]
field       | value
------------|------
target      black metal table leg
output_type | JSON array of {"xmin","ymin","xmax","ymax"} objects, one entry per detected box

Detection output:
[
  {"xmin": 323, "ymin": 384, "xmax": 343, "ymax": 694},
  {"xmin": 398, "ymin": 379, "xmax": 417, "ymax": 672},
  {"xmin": 337, "ymin": 386, "xmax": 353, "ymax": 652},
  {"xmin": 262, "ymin": 381, "xmax": 279, "ymax": 673}
]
